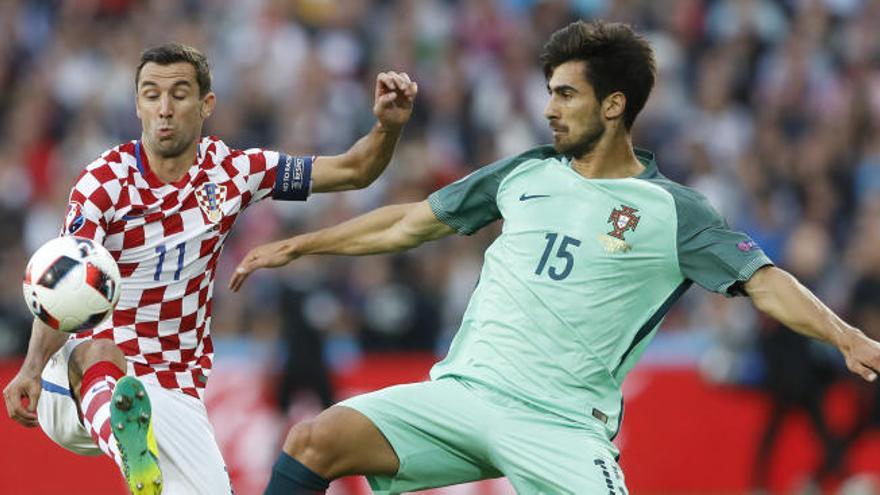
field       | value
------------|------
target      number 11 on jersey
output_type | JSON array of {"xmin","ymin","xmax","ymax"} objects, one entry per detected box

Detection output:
[{"xmin": 155, "ymin": 242, "xmax": 186, "ymax": 281}]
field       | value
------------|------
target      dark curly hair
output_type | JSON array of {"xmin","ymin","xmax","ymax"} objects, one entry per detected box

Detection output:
[{"xmin": 540, "ymin": 21, "xmax": 656, "ymax": 130}]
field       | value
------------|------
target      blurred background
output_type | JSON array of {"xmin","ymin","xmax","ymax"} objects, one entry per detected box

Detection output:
[{"xmin": 1, "ymin": 0, "xmax": 880, "ymax": 493}]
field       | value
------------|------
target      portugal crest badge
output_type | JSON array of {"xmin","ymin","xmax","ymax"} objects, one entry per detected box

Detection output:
[
  {"xmin": 607, "ymin": 205, "xmax": 640, "ymax": 240},
  {"xmin": 599, "ymin": 204, "xmax": 640, "ymax": 253},
  {"xmin": 196, "ymin": 182, "xmax": 227, "ymax": 224}
]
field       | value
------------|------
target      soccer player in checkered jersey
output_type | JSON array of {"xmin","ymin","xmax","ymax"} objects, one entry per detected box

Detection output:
[
  {"xmin": 231, "ymin": 22, "xmax": 880, "ymax": 494},
  {"xmin": 3, "ymin": 42, "xmax": 417, "ymax": 494}
]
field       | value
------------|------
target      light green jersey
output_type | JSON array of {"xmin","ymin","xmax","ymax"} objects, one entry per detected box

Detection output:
[{"xmin": 428, "ymin": 146, "xmax": 772, "ymax": 444}]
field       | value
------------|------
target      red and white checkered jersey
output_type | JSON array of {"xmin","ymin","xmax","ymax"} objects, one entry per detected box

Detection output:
[{"xmin": 62, "ymin": 136, "xmax": 313, "ymax": 400}]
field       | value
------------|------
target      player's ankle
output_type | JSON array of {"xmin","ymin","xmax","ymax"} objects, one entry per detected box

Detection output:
[{"xmin": 265, "ymin": 452, "xmax": 329, "ymax": 494}]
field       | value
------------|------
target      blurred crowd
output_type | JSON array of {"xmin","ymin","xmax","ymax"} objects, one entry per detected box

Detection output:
[
  {"xmin": 3, "ymin": 0, "xmax": 880, "ymax": 488},
  {"xmin": 2, "ymin": 0, "xmax": 880, "ymax": 457}
]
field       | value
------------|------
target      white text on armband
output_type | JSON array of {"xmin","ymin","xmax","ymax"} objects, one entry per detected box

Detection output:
[{"xmin": 272, "ymin": 154, "xmax": 313, "ymax": 201}]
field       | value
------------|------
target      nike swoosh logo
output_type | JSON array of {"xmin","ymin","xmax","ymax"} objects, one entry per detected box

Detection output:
[{"xmin": 519, "ymin": 193, "xmax": 550, "ymax": 201}]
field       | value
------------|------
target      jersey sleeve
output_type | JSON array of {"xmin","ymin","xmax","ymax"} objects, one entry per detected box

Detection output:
[
  {"xmin": 428, "ymin": 146, "xmax": 552, "ymax": 235},
  {"xmin": 675, "ymin": 189, "xmax": 773, "ymax": 297},
  {"xmin": 238, "ymin": 149, "xmax": 313, "ymax": 208},
  {"xmin": 63, "ymin": 162, "xmax": 122, "ymax": 244}
]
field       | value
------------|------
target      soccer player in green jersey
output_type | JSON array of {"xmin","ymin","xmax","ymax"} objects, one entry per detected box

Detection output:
[{"xmin": 230, "ymin": 21, "xmax": 880, "ymax": 495}]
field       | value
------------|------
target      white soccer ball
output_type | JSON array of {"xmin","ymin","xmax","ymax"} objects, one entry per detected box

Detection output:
[{"xmin": 22, "ymin": 236, "xmax": 121, "ymax": 333}]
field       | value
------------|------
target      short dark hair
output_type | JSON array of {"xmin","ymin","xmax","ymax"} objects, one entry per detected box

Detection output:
[
  {"xmin": 135, "ymin": 42, "xmax": 212, "ymax": 97},
  {"xmin": 540, "ymin": 21, "xmax": 656, "ymax": 130}
]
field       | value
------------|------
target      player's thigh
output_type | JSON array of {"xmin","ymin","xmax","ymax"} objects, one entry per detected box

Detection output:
[
  {"xmin": 37, "ymin": 341, "xmax": 101, "ymax": 456},
  {"xmin": 146, "ymin": 383, "xmax": 233, "ymax": 495},
  {"xmin": 493, "ymin": 414, "xmax": 627, "ymax": 495},
  {"xmin": 339, "ymin": 378, "xmax": 502, "ymax": 494}
]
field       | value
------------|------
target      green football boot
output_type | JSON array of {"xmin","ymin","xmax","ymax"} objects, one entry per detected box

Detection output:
[{"xmin": 110, "ymin": 376, "xmax": 163, "ymax": 494}]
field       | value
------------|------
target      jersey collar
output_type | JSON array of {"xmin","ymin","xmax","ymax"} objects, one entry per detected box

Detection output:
[
  {"xmin": 559, "ymin": 147, "xmax": 660, "ymax": 180},
  {"xmin": 634, "ymin": 148, "xmax": 659, "ymax": 179},
  {"xmin": 134, "ymin": 139, "xmax": 204, "ymax": 188}
]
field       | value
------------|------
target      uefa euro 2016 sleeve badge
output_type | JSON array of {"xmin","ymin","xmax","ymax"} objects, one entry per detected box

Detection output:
[
  {"xmin": 65, "ymin": 201, "xmax": 85, "ymax": 234},
  {"xmin": 599, "ymin": 204, "xmax": 640, "ymax": 253},
  {"xmin": 195, "ymin": 182, "xmax": 227, "ymax": 224}
]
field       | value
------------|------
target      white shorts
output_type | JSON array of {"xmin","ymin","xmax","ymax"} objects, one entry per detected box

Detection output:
[{"xmin": 38, "ymin": 339, "xmax": 234, "ymax": 495}]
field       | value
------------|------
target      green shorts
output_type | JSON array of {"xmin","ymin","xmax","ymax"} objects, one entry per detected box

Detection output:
[{"xmin": 339, "ymin": 377, "xmax": 627, "ymax": 495}]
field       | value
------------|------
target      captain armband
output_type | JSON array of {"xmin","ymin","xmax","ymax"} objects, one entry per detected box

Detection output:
[{"xmin": 272, "ymin": 154, "xmax": 314, "ymax": 201}]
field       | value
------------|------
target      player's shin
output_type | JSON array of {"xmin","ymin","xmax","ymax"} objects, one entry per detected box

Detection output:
[
  {"xmin": 264, "ymin": 452, "xmax": 330, "ymax": 495},
  {"xmin": 79, "ymin": 360, "xmax": 126, "ymax": 466}
]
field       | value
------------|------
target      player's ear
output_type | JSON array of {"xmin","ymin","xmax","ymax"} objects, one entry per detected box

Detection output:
[
  {"xmin": 200, "ymin": 92, "xmax": 216, "ymax": 119},
  {"xmin": 603, "ymin": 92, "xmax": 626, "ymax": 122}
]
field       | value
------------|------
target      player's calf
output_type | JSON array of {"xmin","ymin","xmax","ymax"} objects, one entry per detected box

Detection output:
[{"xmin": 111, "ymin": 376, "xmax": 163, "ymax": 495}]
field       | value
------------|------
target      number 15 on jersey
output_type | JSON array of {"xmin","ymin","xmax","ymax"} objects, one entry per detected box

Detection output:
[{"xmin": 535, "ymin": 232, "xmax": 581, "ymax": 281}]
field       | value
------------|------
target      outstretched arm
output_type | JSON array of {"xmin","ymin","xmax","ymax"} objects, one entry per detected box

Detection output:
[
  {"xmin": 746, "ymin": 265, "xmax": 880, "ymax": 381},
  {"xmin": 310, "ymin": 71, "xmax": 418, "ymax": 192},
  {"xmin": 229, "ymin": 200, "xmax": 454, "ymax": 291}
]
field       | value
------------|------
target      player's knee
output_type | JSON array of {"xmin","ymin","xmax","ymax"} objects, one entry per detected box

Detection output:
[
  {"xmin": 73, "ymin": 339, "xmax": 126, "ymax": 374},
  {"xmin": 282, "ymin": 421, "xmax": 312, "ymax": 458},
  {"xmin": 282, "ymin": 419, "xmax": 341, "ymax": 479}
]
